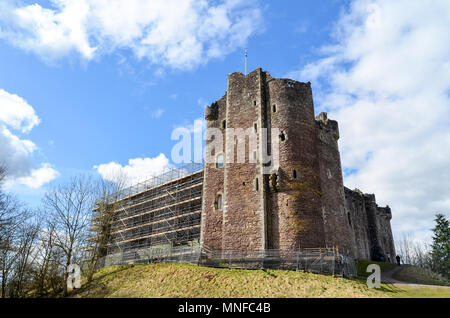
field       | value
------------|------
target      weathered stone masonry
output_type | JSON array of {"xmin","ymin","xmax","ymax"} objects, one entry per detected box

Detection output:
[
  {"xmin": 200, "ymin": 68, "xmax": 395, "ymax": 261},
  {"xmin": 98, "ymin": 68, "xmax": 395, "ymax": 263}
]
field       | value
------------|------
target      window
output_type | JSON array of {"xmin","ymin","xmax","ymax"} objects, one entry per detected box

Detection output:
[
  {"xmin": 287, "ymin": 81, "xmax": 294, "ymax": 88},
  {"xmin": 253, "ymin": 100, "xmax": 257, "ymax": 106},
  {"xmin": 272, "ymin": 104, "xmax": 276, "ymax": 112},
  {"xmin": 254, "ymin": 123, "xmax": 257, "ymax": 132},
  {"xmin": 222, "ymin": 120, "xmax": 226, "ymax": 129},
  {"xmin": 255, "ymin": 177, "xmax": 259, "ymax": 191},
  {"xmin": 216, "ymin": 154, "xmax": 224, "ymax": 168},
  {"xmin": 279, "ymin": 132, "xmax": 286, "ymax": 141},
  {"xmin": 292, "ymin": 169, "xmax": 298, "ymax": 179},
  {"xmin": 215, "ymin": 194, "xmax": 223, "ymax": 210},
  {"xmin": 253, "ymin": 151, "xmax": 257, "ymax": 161}
]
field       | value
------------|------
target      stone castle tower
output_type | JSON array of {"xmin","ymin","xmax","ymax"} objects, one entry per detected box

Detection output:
[
  {"xmin": 200, "ymin": 68, "xmax": 395, "ymax": 260},
  {"xmin": 94, "ymin": 68, "xmax": 394, "ymax": 263}
]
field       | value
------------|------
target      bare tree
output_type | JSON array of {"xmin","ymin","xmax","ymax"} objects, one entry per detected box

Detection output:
[
  {"xmin": 395, "ymin": 232, "xmax": 433, "ymax": 268},
  {"xmin": 30, "ymin": 220, "xmax": 54, "ymax": 296},
  {"xmin": 0, "ymin": 166, "xmax": 31, "ymax": 298},
  {"xmin": 85, "ymin": 175, "xmax": 127, "ymax": 282},
  {"xmin": 42, "ymin": 174, "xmax": 95, "ymax": 296},
  {"xmin": 7, "ymin": 219, "xmax": 40, "ymax": 298},
  {"xmin": 396, "ymin": 233, "xmax": 413, "ymax": 265},
  {"xmin": 30, "ymin": 219, "xmax": 66, "ymax": 297}
]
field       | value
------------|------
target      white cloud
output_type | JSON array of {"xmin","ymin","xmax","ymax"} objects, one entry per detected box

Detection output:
[
  {"xmin": 0, "ymin": 89, "xmax": 58, "ymax": 188},
  {"xmin": 291, "ymin": 0, "xmax": 450, "ymax": 243},
  {"xmin": 150, "ymin": 108, "xmax": 164, "ymax": 119},
  {"xmin": 94, "ymin": 153, "xmax": 172, "ymax": 186},
  {"xmin": 0, "ymin": 89, "xmax": 40, "ymax": 133},
  {"xmin": 0, "ymin": 0, "xmax": 262, "ymax": 69},
  {"xmin": 12, "ymin": 163, "xmax": 60, "ymax": 189}
]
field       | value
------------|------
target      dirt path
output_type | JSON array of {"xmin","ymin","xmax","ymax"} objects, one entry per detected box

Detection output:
[{"xmin": 381, "ymin": 266, "xmax": 450, "ymax": 290}]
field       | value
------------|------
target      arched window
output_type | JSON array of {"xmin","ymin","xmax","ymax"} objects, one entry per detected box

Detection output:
[
  {"xmin": 292, "ymin": 169, "xmax": 298, "ymax": 179},
  {"xmin": 279, "ymin": 132, "xmax": 286, "ymax": 141},
  {"xmin": 222, "ymin": 120, "xmax": 226, "ymax": 129},
  {"xmin": 273, "ymin": 104, "xmax": 277, "ymax": 113},
  {"xmin": 216, "ymin": 194, "xmax": 223, "ymax": 210},
  {"xmin": 216, "ymin": 154, "xmax": 224, "ymax": 168}
]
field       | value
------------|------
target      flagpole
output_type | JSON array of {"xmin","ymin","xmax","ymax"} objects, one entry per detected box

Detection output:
[{"xmin": 244, "ymin": 48, "xmax": 248, "ymax": 75}]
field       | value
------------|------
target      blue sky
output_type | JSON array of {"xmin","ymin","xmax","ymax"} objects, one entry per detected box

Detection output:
[{"xmin": 1, "ymin": 0, "xmax": 449, "ymax": 244}]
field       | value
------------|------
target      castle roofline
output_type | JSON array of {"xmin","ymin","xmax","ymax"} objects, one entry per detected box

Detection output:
[{"xmin": 228, "ymin": 67, "xmax": 312, "ymax": 86}]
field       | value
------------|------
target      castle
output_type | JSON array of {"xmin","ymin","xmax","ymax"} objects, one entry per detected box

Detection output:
[{"xmin": 96, "ymin": 68, "xmax": 395, "ymax": 262}]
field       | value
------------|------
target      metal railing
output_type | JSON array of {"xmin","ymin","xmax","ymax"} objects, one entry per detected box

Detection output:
[{"xmin": 95, "ymin": 245, "xmax": 357, "ymax": 277}]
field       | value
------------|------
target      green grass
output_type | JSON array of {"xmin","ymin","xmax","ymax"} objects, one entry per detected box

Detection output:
[
  {"xmin": 393, "ymin": 265, "xmax": 450, "ymax": 286},
  {"xmin": 71, "ymin": 263, "xmax": 387, "ymax": 298},
  {"xmin": 68, "ymin": 263, "xmax": 450, "ymax": 298},
  {"xmin": 356, "ymin": 259, "xmax": 397, "ymax": 277},
  {"xmin": 380, "ymin": 283, "xmax": 450, "ymax": 298}
]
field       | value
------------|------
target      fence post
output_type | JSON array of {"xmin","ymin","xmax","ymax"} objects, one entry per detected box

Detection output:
[
  {"xmin": 296, "ymin": 249, "xmax": 300, "ymax": 271},
  {"xmin": 331, "ymin": 247, "xmax": 335, "ymax": 276},
  {"xmin": 305, "ymin": 250, "xmax": 308, "ymax": 272},
  {"xmin": 320, "ymin": 248, "xmax": 323, "ymax": 274}
]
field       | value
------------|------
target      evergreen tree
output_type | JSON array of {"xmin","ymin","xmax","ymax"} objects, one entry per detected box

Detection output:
[{"xmin": 431, "ymin": 213, "xmax": 450, "ymax": 278}]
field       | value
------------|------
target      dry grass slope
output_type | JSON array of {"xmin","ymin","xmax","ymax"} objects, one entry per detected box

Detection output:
[
  {"xmin": 71, "ymin": 263, "xmax": 390, "ymax": 298},
  {"xmin": 393, "ymin": 265, "xmax": 450, "ymax": 286},
  {"xmin": 70, "ymin": 263, "xmax": 450, "ymax": 298}
]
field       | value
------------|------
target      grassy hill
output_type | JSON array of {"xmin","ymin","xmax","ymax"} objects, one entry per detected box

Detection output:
[
  {"xmin": 392, "ymin": 265, "xmax": 450, "ymax": 286},
  {"xmin": 70, "ymin": 263, "xmax": 450, "ymax": 298}
]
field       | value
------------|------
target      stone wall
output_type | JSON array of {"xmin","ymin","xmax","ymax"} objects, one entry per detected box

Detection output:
[
  {"xmin": 344, "ymin": 188, "xmax": 372, "ymax": 260},
  {"xmin": 375, "ymin": 206, "xmax": 396, "ymax": 262},
  {"xmin": 266, "ymin": 77, "xmax": 326, "ymax": 250},
  {"xmin": 345, "ymin": 188, "xmax": 396, "ymax": 261},
  {"xmin": 222, "ymin": 70, "xmax": 265, "ymax": 250},
  {"xmin": 316, "ymin": 113, "xmax": 356, "ymax": 257},
  {"xmin": 200, "ymin": 95, "xmax": 227, "ymax": 249},
  {"xmin": 200, "ymin": 68, "xmax": 395, "ymax": 260}
]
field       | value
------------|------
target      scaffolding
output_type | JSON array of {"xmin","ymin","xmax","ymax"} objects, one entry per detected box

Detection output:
[
  {"xmin": 89, "ymin": 163, "xmax": 204, "ymax": 255},
  {"xmin": 94, "ymin": 245, "xmax": 357, "ymax": 277},
  {"xmin": 88, "ymin": 162, "xmax": 358, "ymax": 277}
]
